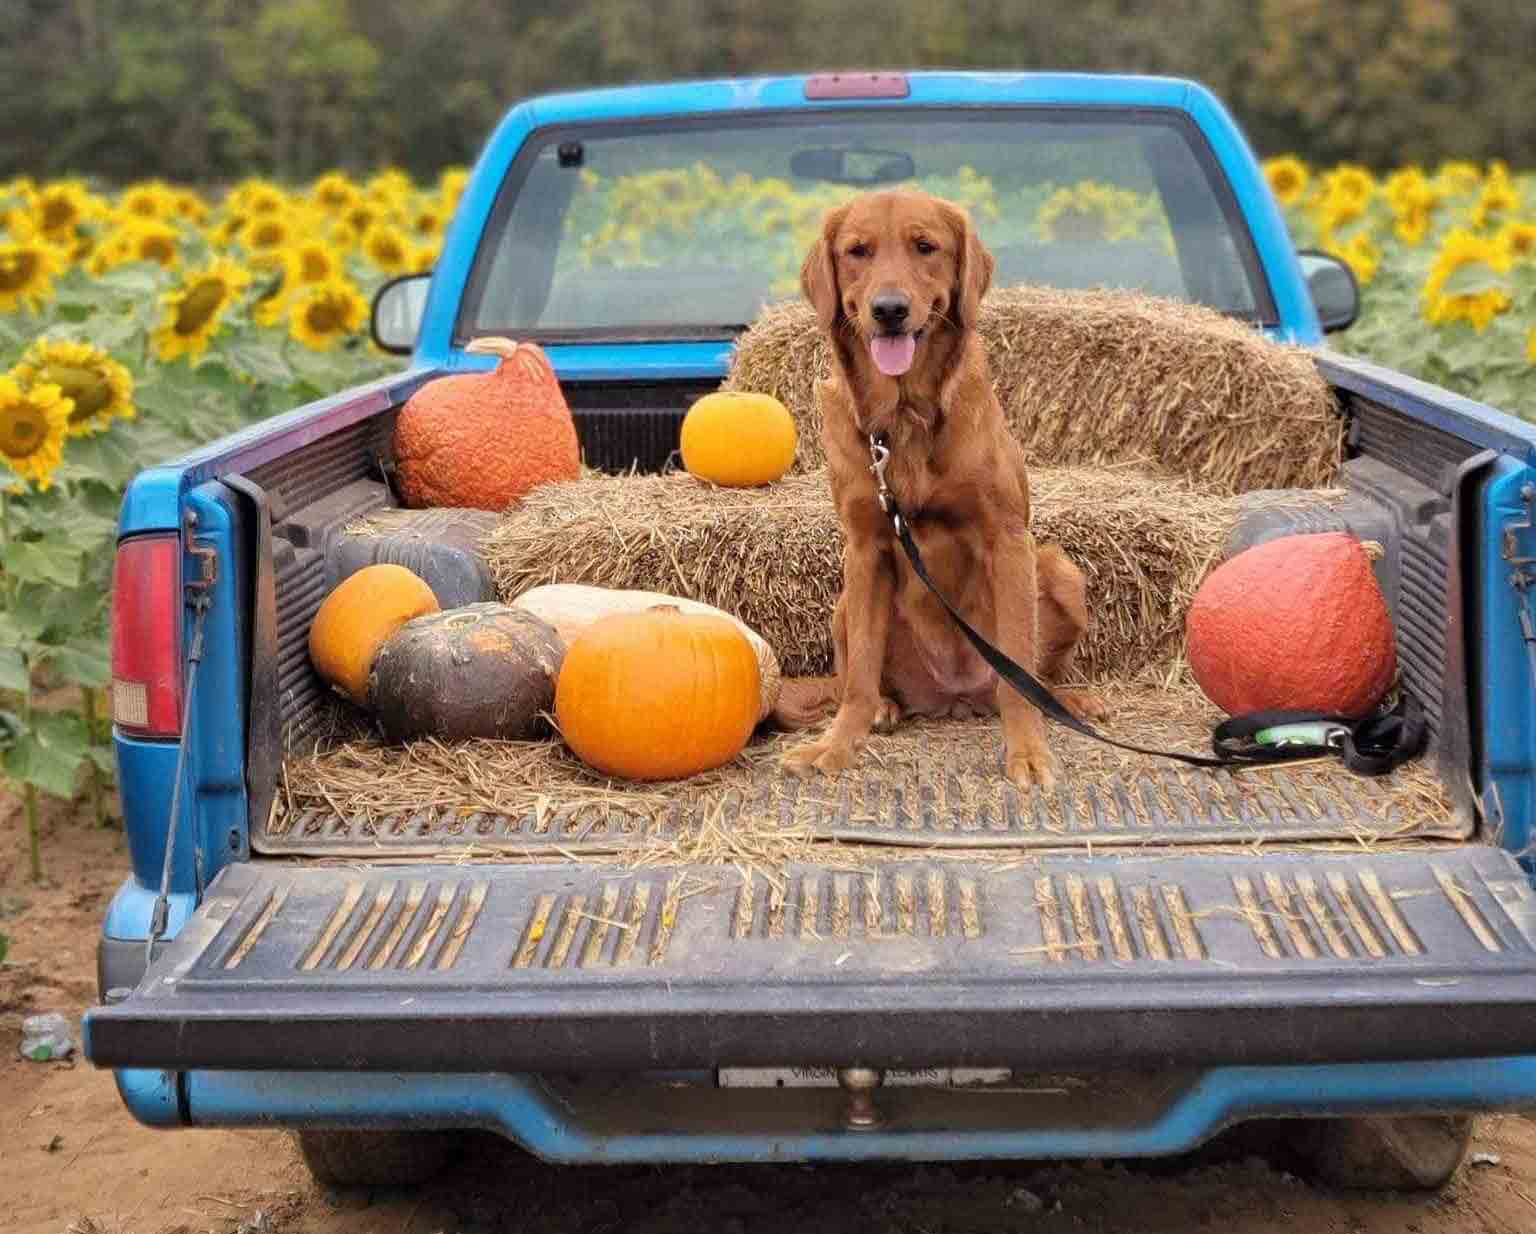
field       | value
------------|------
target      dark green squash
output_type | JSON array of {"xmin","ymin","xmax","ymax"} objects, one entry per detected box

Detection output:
[{"xmin": 369, "ymin": 603, "xmax": 565, "ymax": 742}]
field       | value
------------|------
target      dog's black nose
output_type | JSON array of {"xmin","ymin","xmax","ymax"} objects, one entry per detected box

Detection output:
[{"xmin": 870, "ymin": 293, "xmax": 910, "ymax": 329}]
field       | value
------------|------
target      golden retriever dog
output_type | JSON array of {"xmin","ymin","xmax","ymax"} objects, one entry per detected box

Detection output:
[{"xmin": 775, "ymin": 189, "xmax": 1106, "ymax": 791}]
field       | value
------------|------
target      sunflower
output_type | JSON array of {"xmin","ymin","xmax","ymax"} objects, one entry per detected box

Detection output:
[
  {"xmin": 1422, "ymin": 230, "xmax": 1512, "ymax": 332},
  {"xmin": 1, "ymin": 177, "xmax": 38, "ymax": 212},
  {"xmin": 153, "ymin": 258, "xmax": 252, "ymax": 362},
  {"xmin": 172, "ymin": 188, "xmax": 209, "ymax": 225},
  {"xmin": 247, "ymin": 251, "xmax": 292, "ymax": 327},
  {"xmin": 360, "ymin": 222, "xmax": 414, "ymax": 274},
  {"xmin": 289, "ymin": 279, "xmax": 367, "ymax": 351},
  {"xmin": 288, "ymin": 240, "xmax": 341, "ymax": 286},
  {"xmin": 1498, "ymin": 221, "xmax": 1536, "ymax": 262},
  {"xmin": 118, "ymin": 180, "xmax": 176, "ymax": 221},
  {"xmin": 1331, "ymin": 231, "xmax": 1382, "ymax": 286},
  {"xmin": 439, "ymin": 167, "xmax": 469, "ymax": 213},
  {"xmin": 11, "ymin": 339, "xmax": 134, "ymax": 437},
  {"xmin": 33, "ymin": 180, "xmax": 98, "ymax": 238},
  {"xmin": 207, "ymin": 212, "xmax": 247, "ymax": 250},
  {"xmin": 1472, "ymin": 165, "xmax": 1521, "ymax": 229},
  {"xmin": 1263, "ymin": 156, "xmax": 1310, "ymax": 208},
  {"xmin": 229, "ymin": 178, "xmax": 290, "ymax": 217},
  {"xmin": 0, "ymin": 234, "xmax": 64, "ymax": 312},
  {"xmin": 0, "ymin": 377, "xmax": 70, "ymax": 490},
  {"xmin": 1320, "ymin": 164, "xmax": 1375, "ymax": 211},
  {"xmin": 411, "ymin": 203, "xmax": 445, "ymax": 239},
  {"xmin": 309, "ymin": 171, "xmax": 361, "ymax": 215},
  {"xmin": 241, "ymin": 212, "xmax": 295, "ymax": 255},
  {"xmin": 85, "ymin": 226, "xmax": 135, "ymax": 276},
  {"xmin": 1435, "ymin": 161, "xmax": 1482, "ymax": 197},
  {"xmin": 365, "ymin": 167, "xmax": 414, "ymax": 205},
  {"xmin": 125, "ymin": 218, "xmax": 181, "ymax": 269},
  {"xmin": 1036, "ymin": 183, "xmax": 1112, "ymax": 243},
  {"xmin": 339, "ymin": 200, "xmax": 384, "ymax": 243}
]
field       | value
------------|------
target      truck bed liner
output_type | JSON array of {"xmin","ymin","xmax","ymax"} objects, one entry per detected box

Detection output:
[
  {"xmin": 87, "ymin": 847, "xmax": 1536, "ymax": 1072},
  {"xmin": 263, "ymin": 679, "xmax": 1465, "ymax": 859}
]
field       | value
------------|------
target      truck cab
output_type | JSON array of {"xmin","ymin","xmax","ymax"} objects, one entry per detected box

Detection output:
[{"xmin": 86, "ymin": 72, "xmax": 1536, "ymax": 1190}]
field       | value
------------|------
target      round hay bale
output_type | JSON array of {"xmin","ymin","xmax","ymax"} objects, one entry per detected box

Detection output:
[
  {"xmin": 482, "ymin": 467, "xmax": 1328, "ymax": 682},
  {"xmin": 723, "ymin": 287, "xmax": 1341, "ymax": 494}
]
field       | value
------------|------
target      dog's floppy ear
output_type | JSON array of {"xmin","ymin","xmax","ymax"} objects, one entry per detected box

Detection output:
[
  {"xmin": 800, "ymin": 203, "xmax": 848, "ymax": 329},
  {"xmin": 946, "ymin": 202, "xmax": 995, "ymax": 329}
]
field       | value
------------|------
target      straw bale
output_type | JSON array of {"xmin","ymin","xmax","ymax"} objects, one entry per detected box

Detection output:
[
  {"xmin": 722, "ymin": 287, "xmax": 1341, "ymax": 493},
  {"xmin": 483, "ymin": 465, "xmax": 1334, "ymax": 681}
]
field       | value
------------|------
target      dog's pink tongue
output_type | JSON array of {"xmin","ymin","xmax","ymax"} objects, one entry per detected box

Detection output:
[{"xmin": 870, "ymin": 333, "xmax": 916, "ymax": 377}]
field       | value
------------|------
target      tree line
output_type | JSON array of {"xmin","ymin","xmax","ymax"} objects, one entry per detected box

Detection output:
[{"xmin": 4, "ymin": 0, "xmax": 1531, "ymax": 183}]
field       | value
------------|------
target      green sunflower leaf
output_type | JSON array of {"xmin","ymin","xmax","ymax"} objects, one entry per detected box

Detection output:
[
  {"xmin": 0, "ymin": 647, "xmax": 29, "ymax": 694},
  {"xmin": 1, "ymin": 539, "xmax": 83, "ymax": 588},
  {"xmin": 222, "ymin": 337, "xmax": 295, "ymax": 386},
  {"xmin": 3, "ymin": 721, "xmax": 87, "ymax": 799},
  {"xmin": 40, "ymin": 640, "xmax": 112, "ymax": 689}
]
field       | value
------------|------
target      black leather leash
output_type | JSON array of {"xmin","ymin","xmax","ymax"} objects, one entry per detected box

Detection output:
[{"xmin": 866, "ymin": 433, "xmax": 1426, "ymax": 776}]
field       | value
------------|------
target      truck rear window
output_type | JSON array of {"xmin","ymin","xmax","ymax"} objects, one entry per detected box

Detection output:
[{"xmin": 461, "ymin": 108, "xmax": 1272, "ymax": 340}]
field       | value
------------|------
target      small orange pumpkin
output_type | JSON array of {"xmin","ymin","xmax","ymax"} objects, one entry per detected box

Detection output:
[
  {"xmin": 680, "ymin": 391, "xmax": 797, "ymax": 486},
  {"xmin": 393, "ymin": 337, "xmax": 580, "ymax": 510},
  {"xmin": 308, "ymin": 564, "xmax": 440, "ymax": 705},
  {"xmin": 555, "ymin": 605, "xmax": 761, "ymax": 780},
  {"xmin": 1186, "ymin": 532, "xmax": 1396, "ymax": 718}
]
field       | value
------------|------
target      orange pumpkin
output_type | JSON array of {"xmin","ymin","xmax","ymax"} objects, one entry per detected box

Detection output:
[
  {"xmin": 308, "ymin": 564, "xmax": 440, "ymax": 705},
  {"xmin": 1186, "ymin": 532, "xmax": 1396, "ymax": 718},
  {"xmin": 555, "ymin": 605, "xmax": 761, "ymax": 780},
  {"xmin": 393, "ymin": 337, "xmax": 580, "ymax": 510},
  {"xmin": 680, "ymin": 391, "xmax": 797, "ymax": 486}
]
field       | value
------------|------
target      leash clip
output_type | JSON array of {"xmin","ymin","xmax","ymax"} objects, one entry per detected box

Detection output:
[{"xmin": 868, "ymin": 433, "xmax": 904, "ymax": 531}]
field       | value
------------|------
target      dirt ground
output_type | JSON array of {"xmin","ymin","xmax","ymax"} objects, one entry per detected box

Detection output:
[{"xmin": 5, "ymin": 794, "xmax": 1536, "ymax": 1234}]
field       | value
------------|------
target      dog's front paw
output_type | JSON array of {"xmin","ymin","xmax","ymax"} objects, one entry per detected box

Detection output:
[
  {"xmin": 782, "ymin": 737, "xmax": 859, "ymax": 778},
  {"xmin": 1056, "ymin": 687, "xmax": 1110, "ymax": 723},
  {"xmin": 1005, "ymin": 746, "xmax": 1057, "ymax": 794},
  {"xmin": 873, "ymin": 696, "xmax": 903, "ymax": 734}
]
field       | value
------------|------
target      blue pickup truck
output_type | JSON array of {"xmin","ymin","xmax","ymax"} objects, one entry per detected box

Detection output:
[{"xmin": 85, "ymin": 71, "xmax": 1536, "ymax": 1190}]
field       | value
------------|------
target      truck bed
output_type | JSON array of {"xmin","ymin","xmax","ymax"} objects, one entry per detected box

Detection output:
[
  {"xmin": 264, "ymin": 677, "xmax": 1462, "ymax": 860},
  {"xmin": 88, "ymin": 356, "xmax": 1521, "ymax": 1078}
]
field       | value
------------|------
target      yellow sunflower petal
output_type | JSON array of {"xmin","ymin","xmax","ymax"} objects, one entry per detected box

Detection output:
[
  {"xmin": 13, "ymin": 339, "xmax": 135, "ymax": 437},
  {"xmin": 0, "ymin": 377, "xmax": 71, "ymax": 490}
]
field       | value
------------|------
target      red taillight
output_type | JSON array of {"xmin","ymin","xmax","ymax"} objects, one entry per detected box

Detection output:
[
  {"xmin": 804, "ymin": 72, "xmax": 910, "ymax": 100},
  {"xmin": 111, "ymin": 535, "xmax": 182, "ymax": 737}
]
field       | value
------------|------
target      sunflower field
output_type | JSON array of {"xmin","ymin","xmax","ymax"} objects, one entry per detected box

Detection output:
[
  {"xmin": 1264, "ymin": 156, "xmax": 1536, "ymax": 412},
  {"xmin": 0, "ymin": 168, "xmax": 462, "ymax": 877},
  {"xmin": 2, "ymin": 157, "xmax": 1536, "ymax": 879}
]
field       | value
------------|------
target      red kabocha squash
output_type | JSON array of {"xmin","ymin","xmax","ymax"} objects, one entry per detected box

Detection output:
[
  {"xmin": 1185, "ymin": 531, "xmax": 1396, "ymax": 718},
  {"xmin": 393, "ymin": 337, "xmax": 580, "ymax": 510}
]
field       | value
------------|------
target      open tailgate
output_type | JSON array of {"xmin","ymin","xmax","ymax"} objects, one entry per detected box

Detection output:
[{"xmin": 86, "ymin": 847, "xmax": 1536, "ymax": 1072}]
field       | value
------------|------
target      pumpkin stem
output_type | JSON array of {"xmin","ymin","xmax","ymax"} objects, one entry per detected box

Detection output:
[
  {"xmin": 648, "ymin": 604, "xmax": 683, "ymax": 615},
  {"xmin": 465, "ymin": 336, "xmax": 522, "ymax": 360}
]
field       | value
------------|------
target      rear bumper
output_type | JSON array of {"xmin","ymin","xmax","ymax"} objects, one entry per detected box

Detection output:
[{"xmin": 114, "ymin": 1059, "xmax": 1536, "ymax": 1163}]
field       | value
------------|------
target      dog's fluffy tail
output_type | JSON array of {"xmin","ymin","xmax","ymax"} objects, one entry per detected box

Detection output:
[{"xmin": 771, "ymin": 676, "xmax": 840, "ymax": 730}]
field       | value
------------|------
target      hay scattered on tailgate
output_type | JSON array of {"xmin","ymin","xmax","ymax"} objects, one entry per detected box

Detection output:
[{"xmin": 723, "ymin": 287, "xmax": 1341, "ymax": 494}]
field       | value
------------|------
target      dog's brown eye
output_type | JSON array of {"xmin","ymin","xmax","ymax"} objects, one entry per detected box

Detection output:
[
  {"xmin": 914, "ymin": 238, "xmax": 937, "ymax": 255},
  {"xmin": 847, "ymin": 243, "xmax": 870, "ymax": 259}
]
